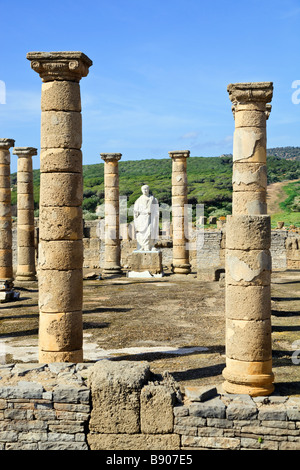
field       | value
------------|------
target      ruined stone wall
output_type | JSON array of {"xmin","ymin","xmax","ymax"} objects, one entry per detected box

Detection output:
[
  {"xmin": 11, "ymin": 220, "xmax": 300, "ymax": 274},
  {"xmin": 0, "ymin": 361, "xmax": 299, "ymax": 450}
]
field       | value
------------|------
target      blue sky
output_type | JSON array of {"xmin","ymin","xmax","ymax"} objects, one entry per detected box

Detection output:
[{"xmin": 1, "ymin": 0, "xmax": 300, "ymax": 173}]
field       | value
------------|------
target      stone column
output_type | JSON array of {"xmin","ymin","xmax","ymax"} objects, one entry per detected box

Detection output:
[
  {"xmin": 100, "ymin": 153, "xmax": 122, "ymax": 276},
  {"xmin": 169, "ymin": 150, "xmax": 190, "ymax": 274},
  {"xmin": 223, "ymin": 82, "xmax": 274, "ymax": 396},
  {"xmin": 227, "ymin": 82, "xmax": 273, "ymax": 215},
  {"xmin": 0, "ymin": 139, "xmax": 15, "ymax": 288},
  {"xmin": 13, "ymin": 147, "xmax": 37, "ymax": 282},
  {"xmin": 222, "ymin": 215, "xmax": 274, "ymax": 396},
  {"xmin": 27, "ymin": 51, "xmax": 92, "ymax": 363}
]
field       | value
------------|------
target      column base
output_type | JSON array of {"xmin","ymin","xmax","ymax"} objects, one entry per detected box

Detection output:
[
  {"xmin": 222, "ymin": 358, "xmax": 274, "ymax": 397},
  {"xmin": 222, "ymin": 380, "xmax": 274, "ymax": 397},
  {"xmin": 102, "ymin": 266, "xmax": 123, "ymax": 276},
  {"xmin": 15, "ymin": 274, "xmax": 37, "ymax": 282},
  {"xmin": 0, "ymin": 279, "xmax": 19, "ymax": 303},
  {"xmin": 172, "ymin": 263, "xmax": 191, "ymax": 274}
]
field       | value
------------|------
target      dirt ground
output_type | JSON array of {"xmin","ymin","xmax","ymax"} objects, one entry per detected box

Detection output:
[{"xmin": 1, "ymin": 268, "xmax": 300, "ymax": 396}]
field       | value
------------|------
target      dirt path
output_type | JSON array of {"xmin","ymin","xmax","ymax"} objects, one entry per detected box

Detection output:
[{"xmin": 267, "ymin": 179, "xmax": 300, "ymax": 214}]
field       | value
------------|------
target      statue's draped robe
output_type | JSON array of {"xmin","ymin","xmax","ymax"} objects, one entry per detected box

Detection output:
[{"xmin": 134, "ymin": 195, "xmax": 159, "ymax": 251}]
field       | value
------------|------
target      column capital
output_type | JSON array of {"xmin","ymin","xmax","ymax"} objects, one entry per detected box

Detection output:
[
  {"xmin": 13, "ymin": 147, "xmax": 38, "ymax": 157},
  {"xmin": 227, "ymin": 82, "xmax": 273, "ymax": 105},
  {"xmin": 265, "ymin": 104, "xmax": 272, "ymax": 120},
  {"xmin": 0, "ymin": 138, "xmax": 15, "ymax": 150},
  {"xmin": 169, "ymin": 150, "xmax": 190, "ymax": 159},
  {"xmin": 101, "ymin": 153, "xmax": 122, "ymax": 162},
  {"xmin": 26, "ymin": 51, "xmax": 93, "ymax": 82}
]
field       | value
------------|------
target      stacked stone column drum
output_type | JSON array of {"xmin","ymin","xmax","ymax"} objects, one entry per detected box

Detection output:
[
  {"xmin": 100, "ymin": 153, "xmax": 122, "ymax": 276},
  {"xmin": 223, "ymin": 82, "xmax": 274, "ymax": 396},
  {"xmin": 228, "ymin": 82, "xmax": 273, "ymax": 215},
  {"xmin": 13, "ymin": 147, "xmax": 37, "ymax": 282},
  {"xmin": 27, "ymin": 51, "xmax": 92, "ymax": 363},
  {"xmin": 0, "ymin": 139, "xmax": 14, "ymax": 284},
  {"xmin": 169, "ymin": 150, "xmax": 191, "ymax": 274}
]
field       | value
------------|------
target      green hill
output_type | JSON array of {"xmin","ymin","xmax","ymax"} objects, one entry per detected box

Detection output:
[
  {"xmin": 10, "ymin": 148, "xmax": 300, "ymax": 223},
  {"xmin": 267, "ymin": 146, "xmax": 300, "ymax": 161}
]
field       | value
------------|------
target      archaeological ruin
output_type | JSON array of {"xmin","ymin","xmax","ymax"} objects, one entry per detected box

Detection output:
[{"xmin": 0, "ymin": 52, "xmax": 300, "ymax": 451}]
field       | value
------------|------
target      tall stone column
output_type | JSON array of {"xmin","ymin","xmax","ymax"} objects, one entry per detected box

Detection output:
[
  {"xmin": 27, "ymin": 51, "xmax": 92, "ymax": 363},
  {"xmin": 13, "ymin": 147, "xmax": 37, "ymax": 282},
  {"xmin": 100, "ymin": 153, "xmax": 122, "ymax": 276},
  {"xmin": 169, "ymin": 150, "xmax": 191, "ymax": 274},
  {"xmin": 223, "ymin": 82, "xmax": 274, "ymax": 396},
  {"xmin": 228, "ymin": 82, "xmax": 273, "ymax": 215},
  {"xmin": 0, "ymin": 139, "xmax": 15, "ymax": 289}
]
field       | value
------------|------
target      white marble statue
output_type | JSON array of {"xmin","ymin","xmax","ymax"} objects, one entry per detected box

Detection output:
[{"xmin": 133, "ymin": 185, "xmax": 159, "ymax": 251}]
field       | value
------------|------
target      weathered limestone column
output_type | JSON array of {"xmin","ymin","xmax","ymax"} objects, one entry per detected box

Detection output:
[
  {"xmin": 100, "ymin": 153, "xmax": 122, "ymax": 276},
  {"xmin": 13, "ymin": 147, "xmax": 37, "ymax": 282},
  {"xmin": 228, "ymin": 82, "xmax": 273, "ymax": 215},
  {"xmin": 222, "ymin": 215, "xmax": 274, "ymax": 396},
  {"xmin": 0, "ymin": 139, "xmax": 15, "ymax": 287},
  {"xmin": 169, "ymin": 150, "xmax": 191, "ymax": 274},
  {"xmin": 223, "ymin": 82, "xmax": 274, "ymax": 396},
  {"xmin": 27, "ymin": 51, "xmax": 92, "ymax": 363}
]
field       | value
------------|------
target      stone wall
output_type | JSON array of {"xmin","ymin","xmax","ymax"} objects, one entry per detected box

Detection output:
[
  {"xmin": 11, "ymin": 220, "xmax": 300, "ymax": 275},
  {"xmin": 0, "ymin": 361, "xmax": 299, "ymax": 451}
]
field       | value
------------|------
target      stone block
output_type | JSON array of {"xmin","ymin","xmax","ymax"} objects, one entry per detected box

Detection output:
[
  {"xmin": 38, "ymin": 349, "xmax": 83, "ymax": 363},
  {"xmin": 130, "ymin": 250, "xmax": 163, "ymax": 274},
  {"xmin": 140, "ymin": 383, "xmax": 175, "ymax": 434},
  {"xmin": 87, "ymin": 360, "xmax": 151, "ymax": 434},
  {"xmin": 184, "ymin": 385, "xmax": 217, "ymax": 402},
  {"xmin": 226, "ymin": 318, "xmax": 272, "ymax": 362},
  {"xmin": 225, "ymin": 284, "xmax": 271, "ymax": 321},
  {"xmin": 234, "ymin": 109, "xmax": 266, "ymax": 128},
  {"xmin": 41, "ymin": 111, "xmax": 82, "ymax": 149},
  {"xmin": 38, "ymin": 269, "xmax": 83, "ymax": 312},
  {"xmin": 87, "ymin": 433, "xmax": 180, "ymax": 450},
  {"xmin": 233, "ymin": 127, "xmax": 266, "ymax": 163},
  {"xmin": 17, "ymin": 193, "xmax": 34, "ymax": 210},
  {"xmin": 17, "ymin": 225, "xmax": 34, "ymax": 247},
  {"xmin": 188, "ymin": 397, "xmax": 226, "ymax": 419},
  {"xmin": 40, "ymin": 173, "xmax": 83, "ymax": 207},
  {"xmin": 39, "ymin": 206, "xmax": 83, "ymax": 241},
  {"xmin": 226, "ymin": 215, "xmax": 270, "ymax": 250},
  {"xmin": 39, "ymin": 240, "xmax": 83, "ymax": 270},
  {"xmin": 17, "ymin": 246, "xmax": 35, "ymax": 265},
  {"xmin": 52, "ymin": 384, "xmax": 90, "ymax": 404},
  {"xmin": 225, "ymin": 249, "xmax": 271, "ymax": 286},
  {"xmin": 39, "ymin": 311, "xmax": 83, "ymax": 351},
  {"xmin": 41, "ymin": 80, "xmax": 81, "ymax": 112},
  {"xmin": 226, "ymin": 400, "xmax": 257, "ymax": 420},
  {"xmin": 233, "ymin": 162, "xmax": 267, "ymax": 192},
  {"xmin": 40, "ymin": 148, "xmax": 82, "ymax": 173},
  {"xmin": 232, "ymin": 190, "xmax": 267, "ymax": 215}
]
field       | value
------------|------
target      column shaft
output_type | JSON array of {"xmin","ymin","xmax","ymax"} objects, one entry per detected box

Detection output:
[
  {"xmin": 169, "ymin": 150, "xmax": 191, "ymax": 274},
  {"xmin": 13, "ymin": 147, "xmax": 37, "ymax": 282},
  {"xmin": 0, "ymin": 139, "xmax": 15, "ymax": 284},
  {"xmin": 27, "ymin": 51, "xmax": 92, "ymax": 363},
  {"xmin": 101, "ymin": 153, "xmax": 122, "ymax": 275}
]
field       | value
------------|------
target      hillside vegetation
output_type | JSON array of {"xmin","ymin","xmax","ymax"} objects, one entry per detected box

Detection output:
[{"xmin": 10, "ymin": 148, "xmax": 300, "ymax": 225}]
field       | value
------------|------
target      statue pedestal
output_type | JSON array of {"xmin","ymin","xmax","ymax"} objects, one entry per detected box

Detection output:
[
  {"xmin": 127, "ymin": 250, "xmax": 163, "ymax": 278},
  {"xmin": 0, "ymin": 280, "xmax": 20, "ymax": 303}
]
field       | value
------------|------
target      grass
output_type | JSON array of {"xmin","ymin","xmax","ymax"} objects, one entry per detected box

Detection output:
[{"xmin": 270, "ymin": 180, "xmax": 300, "ymax": 228}]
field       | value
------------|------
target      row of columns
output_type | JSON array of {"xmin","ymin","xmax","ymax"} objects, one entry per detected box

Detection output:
[
  {"xmin": 0, "ymin": 141, "xmax": 37, "ymax": 290},
  {"xmin": 100, "ymin": 151, "xmax": 191, "ymax": 276},
  {"xmin": 4, "ymin": 50, "xmax": 275, "ymax": 397}
]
